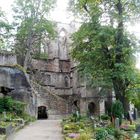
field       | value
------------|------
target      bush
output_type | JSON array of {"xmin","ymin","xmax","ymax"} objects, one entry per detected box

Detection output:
[
  {"xmin": 96, "ymin": 128, "xmax": 108, "ymax": 140},
  {"xmin": 100, "ymin": 114, "xmax": 110, "ymax": 120},
  {"xmin": 0, "ymin": 96, "xmax": 26, "ymax": 116},
  {"xmin": 106, "ymin": 127, "xmax": 116, "ymax": 137},
  {"xmin": 111, "ymin": 100, "xmax": 124, "ymax": 125},
  {"xmin": 75, "ymin": 133, "xmax": 91, "ymax": 140},
  {"xmin": 114, "ymin": 129, "xmax": 123, "ymax": 139},
  {"xmin": 22, "ymin": 113, "xmax": 36, "ymax": 122},
  {"xmin": 33, "ymin": 52, "xmax": 48, "ymax": 60}
]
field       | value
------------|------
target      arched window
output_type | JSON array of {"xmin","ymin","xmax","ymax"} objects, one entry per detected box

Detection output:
[
  {"xmin": 88, "ymin": 102, "xmax": 96, "ymax": 115},
  {"xmin": 64, "ymin": 75, "xmax": 69, "ymax": 87},
  {"xmin": 59, "ymin": 28, "xmax": 67, "ymax": 46}
]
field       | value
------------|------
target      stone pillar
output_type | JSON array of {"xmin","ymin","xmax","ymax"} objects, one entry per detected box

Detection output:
[
  {"xmin": 80, "ymin": 98, "xmax": 87, "ymax": 115},
  {"xmin": 99, "ymin": 100, "xmax": 105, "ymax": 115}
]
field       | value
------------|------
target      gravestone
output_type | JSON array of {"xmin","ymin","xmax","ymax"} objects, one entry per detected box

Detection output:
[
  {"xmin": 3, "ymin": 111, "xmax": 6, "ymax": 121},
  {"xmin": 128, "ymin": 111, "xmax": 133, "ymax": 125},
  {"xmin": 133, "ymin": 108, "xmax": 138, "ymax": 120},
  {"xmin": 135, "ymin": 125, "xmax": 140, "ymax": 135},
  {"xmin": 115, "ymin": 118, "xmax": 120, "ymax": 129}
]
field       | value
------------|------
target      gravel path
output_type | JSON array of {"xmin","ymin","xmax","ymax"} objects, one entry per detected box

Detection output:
[{"xmin": 8, "ymin": 120, "xmax": 63, "ymax": 140}]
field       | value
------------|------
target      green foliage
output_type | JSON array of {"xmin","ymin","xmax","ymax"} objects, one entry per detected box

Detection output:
[
  {"xmin": 0, "ymin": 121, "xmax": 11, "ymax": 128},
  {"xmin": 75, "ymin": 133, "xmax": 91, "ymax": 140},
  {"xmin": 114, "ymin": 129, "xmax": 123, "ymax": 139},
  {"xmin": 105, "ymin": 127, "xmax": 115, "ymax": 136},
  {"xmin": 111, "ymin": 100, "xmax": 124, "ymax": 124},
  {"xmin": 95, "ymin": 128, "xmax": 108, "ymax": 140},
  {"xmin": 12, "ymin": 0, "xmax": 56, "ymax": 68},
  {"xmin": 21, "ymin": 113, "xmax": 36, "ymax": 122},
  {"xmin": 100, "ymin": 114, "xmax": 110, "ymax": 120},
  {"xmin": 0, "ymin": 96, "xmax": 26, "ymax": 116},
  {"xmin": 0, "ymin": 8, "xmax": 12, "ymax": 51},
  {"xmin": 33, "ymin": 52, "xmax": 48, "ymax": 60},
  {"xmin": 126, "ymin": 70, "xmax": 140, "ymax": 108},
  {"xmin": 70, "ymin": 0, "xmax": 140, "ymax": 108},
  {"xmin": 0, "ymin": 97, "xmax": 13, "ymax": 113}
]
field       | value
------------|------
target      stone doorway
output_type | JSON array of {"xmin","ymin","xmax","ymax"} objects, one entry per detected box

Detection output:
[
  {"xmin": 88, "ymin": 102, "xmax": 96, "ymax": 115},
  {"xmin": 38, "ymin": 106, "xmax": 48, "ymax": 119}
]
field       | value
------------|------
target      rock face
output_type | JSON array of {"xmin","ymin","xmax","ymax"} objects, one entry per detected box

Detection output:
[
  {"xmin": 0, "ymin": 65, "xmax": 37, "ymax": 117},
  {"xmin": 0, "ymin": 66, "xmax": 30, "ymax": 89}
]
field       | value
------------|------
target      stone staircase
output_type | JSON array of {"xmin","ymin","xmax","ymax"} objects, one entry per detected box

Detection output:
[{"xmin": 30, "ymin": 80, "xmax": 69, "ymax": 119}]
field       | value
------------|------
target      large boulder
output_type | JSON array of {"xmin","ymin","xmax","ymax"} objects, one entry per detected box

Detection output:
[
  {"xmin": 0, "ymin": 66, "xmax": 30, "ymax": 89},
  {"xmin": 0, "ymin": 66, "xmax": 37, "ymax": 117}
]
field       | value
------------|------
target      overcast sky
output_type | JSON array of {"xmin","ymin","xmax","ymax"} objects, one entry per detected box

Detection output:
[
  {"xmin": 0, "ymin": 0, "xmax": 72, "ymax": 23},
  {"xmin": 0, "ymin": 0, "xmax": 140, "ymax": 31}
]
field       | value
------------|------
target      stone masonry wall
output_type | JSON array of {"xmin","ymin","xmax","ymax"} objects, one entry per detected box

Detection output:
[{"xmin": 0, "ymin": 53, "xmax": 17, "ymax": 66}]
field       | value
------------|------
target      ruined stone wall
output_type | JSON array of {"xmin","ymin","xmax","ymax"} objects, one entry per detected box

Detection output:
[
  {"xmin": 0, "ymin": 53, "xmax": 17, "ymax": 66},
  {"xmin": 30, "ymin": 23, "xmax": 113, "ymax": 117},
  {"xmin": 0, "ymin": 53, "xmax": 37, "ymax": 117},
  {"xmin": 32, "ymin": 81, "xmax": 68, "ymax": 116}
]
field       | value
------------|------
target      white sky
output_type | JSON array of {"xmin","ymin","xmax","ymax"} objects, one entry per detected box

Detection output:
[
  {"xmin": 0, "ymin": 0, "xmax": 72, "ymax": 23},
  {"xmin": 1, "ymin": 0, "xmax": 140, "ymax": 68}
]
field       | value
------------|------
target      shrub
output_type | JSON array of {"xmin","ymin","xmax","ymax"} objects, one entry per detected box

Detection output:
[
  {"xmin": 111, "ymin": 100, "xmax": 124, "ymax": 125},
  {"xmin": 96, "ymin": 128, "xmax": 108, "ymax": 140},
  {"xmin": 114, "ymin": 129, "xmax": 123, "ymax": 139},
  {"xmin": 100, "ymin": 114, "xmax": 110, "ymax": 120},
  {"xmin": 106, "ymin": 127, "xmax": 115, "ymax": 136},
  {"xmin": 22, "ymin": 113, "xmax": 36, "ymax": 122},
  {"xmin": 75, "ymin": 133, "xmax": 91, "ymax": 140},
  {"xmin": 0, "ymin": 96, "xmax": 26, "ymax": 116},
  {"xmin": 33, "ymin": 52, "xmax": 48, "ymax": 60}
]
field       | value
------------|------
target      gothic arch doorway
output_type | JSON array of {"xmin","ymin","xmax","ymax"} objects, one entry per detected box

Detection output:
[
  {"xmin": 38, "ymin": 106, "xmax": 48, "ymax": 119},
  {"xmin": 88, "ymin": 102, "xmax": 96, "ymax": 115}
]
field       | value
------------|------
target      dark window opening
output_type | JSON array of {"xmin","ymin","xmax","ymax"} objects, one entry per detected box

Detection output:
[
  {"xmin": 105, "ymin": 101, "xmax": 111, "ymax": 116},
  {"xmin": 88, "ymin": 102, "xmax": 96, "ymax": 115},
  {"xmin": 64, "ymin": 76, "xmax": 69, "ymax": 87},
  {"xmin": 73, "ymin": 100, "xmax": 80, "ymax": 112},
  {"xmin": 74, "ymin": 100, "xmax": 78, "ymax": 107},
  {"xmin": 38, "ymin": 106, "xmax": 48, "ymax": 119},
  {"xmin": 46, "ymin": 75, "xmax": 51, "ymax": 83}
]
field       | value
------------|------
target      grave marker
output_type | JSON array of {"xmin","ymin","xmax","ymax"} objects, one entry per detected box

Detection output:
[
  {"xmin": 128, "ymin": 111, "xmax": 133, "ymax": 125},
  {"xmin": 133, "ymin": 108, "xmax": 138, "ymax": 120},
  {"xmin": 115, "ymin": 118, "xmax": 120, "ymax": 129}
]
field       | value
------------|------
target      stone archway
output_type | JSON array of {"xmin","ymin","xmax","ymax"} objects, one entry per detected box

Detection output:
[
  {"xmin": 38, "ymin": 106, "xmax": 48, "ymax": 119},
  {"xmin": 88, "ymin": 102, "xmax": 96, "ymax": 115}
]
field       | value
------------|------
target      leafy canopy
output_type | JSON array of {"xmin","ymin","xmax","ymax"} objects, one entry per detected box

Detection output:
[
  {"xmin": 70, "ymin": 0, "xmax": 140, "ymax": 105},
  {"xmin": 12, "ymin": 0, "xmax": 56, "ymax": 67}
]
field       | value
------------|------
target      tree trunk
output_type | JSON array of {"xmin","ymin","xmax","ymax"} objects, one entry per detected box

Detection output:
[
  {"xmin": 24, "ymin": 49, "xmax": 32, "ymax": 70},
  {"xmin": 113, "ymin": 79, "xmax": 129, "ymax": 112},
  {"xmin": 112, "ymin": 0, "xmax": 130, "ymax": 112}
]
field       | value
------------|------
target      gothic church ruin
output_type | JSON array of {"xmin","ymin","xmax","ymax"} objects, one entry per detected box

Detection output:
[{"xmin": 0, "ymin": 23, "xmax": 113, "ymax": 119}]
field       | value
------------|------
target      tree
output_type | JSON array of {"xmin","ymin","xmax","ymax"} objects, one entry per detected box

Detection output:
[
  {"xmin": 70, "ymin": 0, "xmax": 140, "ymax": 110},
  {"xmin": 12, "ymin": 0, "xmax": 56, "ymax": 69},
  {"xmin": 0, "ymin": 8, "xmax": 12, "ymax": 51}
]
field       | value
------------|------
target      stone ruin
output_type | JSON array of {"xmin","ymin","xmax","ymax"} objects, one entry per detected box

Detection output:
[
  {"xmin": 0, "ymin": 23, "xmax": 114, "ymax": 119},
  {"xmin": 0, "ymin": 53, "xmax": 37, "ymax": 117},
  {"xmin": 29, "ymin": 23, "xmax": 113, "ymax": 119}
]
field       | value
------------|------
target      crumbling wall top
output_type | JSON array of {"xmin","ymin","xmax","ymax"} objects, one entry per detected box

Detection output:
[{"xmin": 0, "ymin": 53, "xmax": 17, "ymax": 66}]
